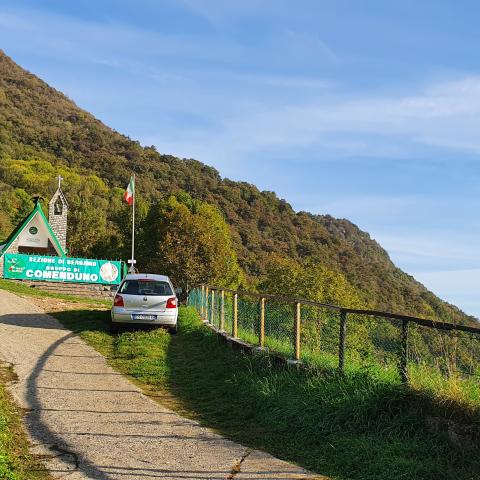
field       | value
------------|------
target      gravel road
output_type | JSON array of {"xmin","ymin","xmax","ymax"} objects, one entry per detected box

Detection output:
[{"xmin": 0, "ymin": 290, "xmax": 323, "ymax": 480}]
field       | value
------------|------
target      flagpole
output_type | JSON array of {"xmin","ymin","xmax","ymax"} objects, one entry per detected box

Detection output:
[{"xmin": 130, "ymin": 173, "xmax": 136, "ymax": 272}]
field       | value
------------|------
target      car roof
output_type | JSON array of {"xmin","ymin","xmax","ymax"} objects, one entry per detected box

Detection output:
[{"xmin": 123, "ymin": 273, "xmax": 171, "ymax": 283}]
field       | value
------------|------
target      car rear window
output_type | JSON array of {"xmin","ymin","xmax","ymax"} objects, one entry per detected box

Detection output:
[{"xmin": 119, "ymin": 280, "xmax": 173, "ymax": 296}]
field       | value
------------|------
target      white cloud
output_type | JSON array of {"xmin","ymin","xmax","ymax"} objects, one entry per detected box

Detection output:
[
  {"xmin": 163, "ymin": 75, "xmax": 480, "ymax": 169},
  {"xmin": 377, "ymin": 233, "xmax": 480, "ymax": 266},
  {"xmin": 298, "ymin": 194, "xmax": 432, "ymax": 219},
  {"xmin": 232, "ymin": 73, "xmax": 330, "ymax": 89},
  {"xmin": 282, "ymin": 29, "xmax": 339, "ymax": 64},
  {"xmin": 0, "ymin": 7, "xmax": 247, "ymax": 63},
  {"xmin": 176, "ymin": 0, "xmax": 269, "ymax": 26}
]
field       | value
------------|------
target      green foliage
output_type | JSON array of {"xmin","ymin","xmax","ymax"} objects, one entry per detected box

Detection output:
[
  {"xmin": 140, "ymin": 194, "xmax": 244, "ymax": 290},
  {"xmin": 259, "ymin": 253, "xmax": 365, "ymax": 307},
  {"xmin": 0, "ymin": 185, "xmax": 33, "ymax": 240}
]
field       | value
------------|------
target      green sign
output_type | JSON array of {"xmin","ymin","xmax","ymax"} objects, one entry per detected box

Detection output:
[{"xmin": 3, "ymin": 253, "xmax": 123, "ymax": 285}]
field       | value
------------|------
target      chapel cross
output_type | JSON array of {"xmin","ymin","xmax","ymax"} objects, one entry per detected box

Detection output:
[{"xmin": 57, "ymin": 175, "xmax": 64, "ymax": 190}]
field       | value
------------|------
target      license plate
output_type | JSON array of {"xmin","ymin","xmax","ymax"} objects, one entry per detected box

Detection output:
[{"xmin": 133, "ymin": 314, "xmax": 157, "ymax": 321}]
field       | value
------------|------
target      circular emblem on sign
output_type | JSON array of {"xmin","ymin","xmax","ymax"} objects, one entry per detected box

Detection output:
[
  {"xmin": 29, "ymin": 226, "xmax": 38, "ymax": 235},
  {"xmin": 99, "ymin": 262, "xmax": 119, "ymax": 283}
]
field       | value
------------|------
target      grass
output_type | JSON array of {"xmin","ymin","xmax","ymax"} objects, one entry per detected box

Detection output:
[
  {"xmin": 217, "ymin": 312, "xmax": 480, "ymax": 420},
  {"xmin": 0, "ymin": 364, "xmax": 51, "ymax": 480},
  {"xmin": 51, "ymin": 306, "xmax": 480, "ymax": 480},
  {"xmin": 0, "ymin": 279, "xmax": 111, "ymax": 307}
]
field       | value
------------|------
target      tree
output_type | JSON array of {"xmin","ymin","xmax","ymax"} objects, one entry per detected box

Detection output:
[
  {"xmin": 258, "ymin": 253, "xmax": 364, "ymax": 308},
  {"xmin": 0, "ymin": 185, "xmax": 34, "ymax": 240},
  {"xmin": 139, "ymin": 194, "xmax": 244, "ymax": 292}
]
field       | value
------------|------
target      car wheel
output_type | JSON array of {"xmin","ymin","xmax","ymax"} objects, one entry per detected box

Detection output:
[{"xmin": 169, "ymin": 324, "xmax": 178, "ymax": 335}]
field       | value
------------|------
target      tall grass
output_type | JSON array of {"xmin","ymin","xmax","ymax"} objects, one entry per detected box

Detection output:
[{"xmin": 194, "ymin": 289, "xmax": 480, "ymax": 417}]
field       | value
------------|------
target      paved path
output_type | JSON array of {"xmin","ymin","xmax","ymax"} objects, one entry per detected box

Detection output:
[{"xmin": 0, "ymin": 290, "xmax": 323, "ymax": 480}]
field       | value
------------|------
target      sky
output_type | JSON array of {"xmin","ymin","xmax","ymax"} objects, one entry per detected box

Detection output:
[{"xmin": 2, "ymin": 0, "xmax": 480, "ymax": 316}]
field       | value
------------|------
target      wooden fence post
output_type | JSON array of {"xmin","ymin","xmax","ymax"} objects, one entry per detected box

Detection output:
[
  {"xmin": 205, "ymin": 286, "xmax": 209, "ymax": 322},
  {"xmin": 211, "ymin": 289, "xmax": 215, "ymax": 326},
  {"xmin": 294, "ymin": 302, "xmax": 301, "ymax": 361},
  {"xmin": 233, "ymin": 293, "xmax": 238, "ymax": 338},
  {"xmin": 220, "ymin": 290, "xmax": 225, "ymax": 331},
  {"xmin": 200, "ymin": 285, "xmax": 205, "ymax": 317},
  {"xmin": 259, "ymin": 297, "xmax": 265, "ymax": 347},
  {"xmin": 400, "ymin": 319, "xmax": 409, "ymax": 384},
  {"xmin": 339, "ymin": 310, "xmax": 347, "ymax": 373}
]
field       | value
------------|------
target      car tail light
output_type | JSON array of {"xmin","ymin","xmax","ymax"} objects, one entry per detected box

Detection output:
[
  {"xmin": 114, "ymin": 295, "xmax": 124, "ymax": 307},
  {"xmin": 166, "ymin": 297, "xmax": 177, "ymax": 309}
]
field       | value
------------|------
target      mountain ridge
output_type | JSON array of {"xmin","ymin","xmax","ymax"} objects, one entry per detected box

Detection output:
[{"xmin": 0, "ymin": 49, "xmax": 475, "ymax": 325}]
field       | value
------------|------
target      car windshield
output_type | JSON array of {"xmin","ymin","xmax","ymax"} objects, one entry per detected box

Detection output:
[{"xmin": 119, "ymin": 280, "xmax": 173, "ymax": 296}]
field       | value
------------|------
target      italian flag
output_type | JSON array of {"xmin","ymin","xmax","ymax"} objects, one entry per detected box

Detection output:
[{"xmin": 123, "ymin": 176, "xmax": 135, "ymax": 205}]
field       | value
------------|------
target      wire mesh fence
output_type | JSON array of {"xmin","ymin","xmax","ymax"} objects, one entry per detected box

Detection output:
[
  {"xmin": 343, "ymin": 314, "xmax": 403, "ymax": 374},
  {"xmin": 300, "ymin": 304, "xmax": 339, "ymax": 368},
  {"xmin": 210, "ymin": 289, "xmax": 221, "ymax": 330},
  {"xmin": 407, "ymin": 323, "xmax": 480, "ymax": 392},
  {"xmin": 263, "ymin": 297, "xmax": 295, "ymax": 357},
  {"xmin": 237, "ymin": 294, "xmax": 260, "ymax": 343},
  {"xmin": 187, "ymin": 285, "xmax": 480, "ymax": 392}
]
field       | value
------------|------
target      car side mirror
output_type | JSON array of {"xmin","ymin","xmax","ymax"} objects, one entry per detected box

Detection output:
[{"xmin": 175, "ymin": 288, "xmax": 183, "ymax": 295}]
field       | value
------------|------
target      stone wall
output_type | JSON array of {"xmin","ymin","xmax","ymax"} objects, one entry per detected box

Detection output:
[{"xmin": 48, "ymin": 191, "xmax": 67, "ymax": 252}]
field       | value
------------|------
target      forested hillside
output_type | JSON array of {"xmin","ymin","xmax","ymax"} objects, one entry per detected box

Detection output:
[{"xmin": 0, "ymin": 50, "xmax": 475, "ymax": 325}]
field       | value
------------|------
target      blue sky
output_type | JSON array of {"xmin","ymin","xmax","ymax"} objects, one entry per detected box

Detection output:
[{"xmin": 2, "ymin": 1, "xmax": 480, "ymax": 317}]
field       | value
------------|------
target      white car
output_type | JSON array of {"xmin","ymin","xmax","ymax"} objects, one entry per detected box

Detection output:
[{"xmin": 110, "ymin": 273, "xmax": 179, "ymax": 333}]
